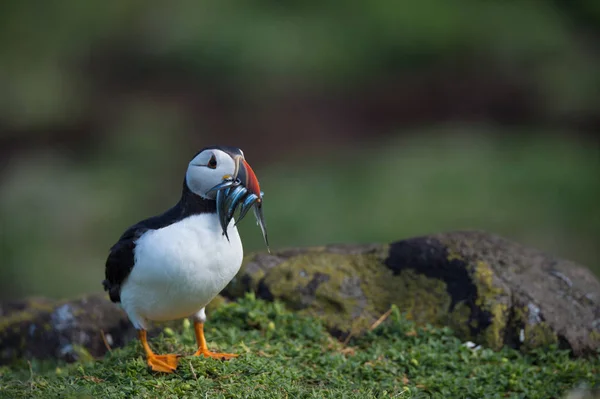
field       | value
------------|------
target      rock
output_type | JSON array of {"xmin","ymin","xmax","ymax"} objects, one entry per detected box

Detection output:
[
  {"xmin": 223, "ymin": 230, "xmax": 600, "ymax": 356},
  {"xmin": 0, "ymin": 293, "xmax": 229, "ymax": 365},
  {"xmin": 1, "ymin": 230, "xmax": 598, "ymax": 364},
  {"xmin": 0, "ymin": 295, "xmax": 134, "ymax": 365}
]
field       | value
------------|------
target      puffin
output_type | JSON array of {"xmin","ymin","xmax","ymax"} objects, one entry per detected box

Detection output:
[{"xmin": 102, "ymin": 146, "xmax": 267, "ymax": 373}]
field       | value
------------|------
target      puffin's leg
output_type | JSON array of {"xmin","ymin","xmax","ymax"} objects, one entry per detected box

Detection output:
[
  {"xmin": 139, "ymin": 330, "xmax": 179, "ymax": 373},
  {"xmin": 192, "ymin": 308, "xmax": 238, "ymax": 360}
]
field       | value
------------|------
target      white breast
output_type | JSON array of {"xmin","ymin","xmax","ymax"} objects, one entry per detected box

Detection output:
[{"xmin": 119, "ymin": 213, "xmax": 243, "ymax": 328}]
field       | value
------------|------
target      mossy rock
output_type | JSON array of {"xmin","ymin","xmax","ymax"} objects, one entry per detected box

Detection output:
[
  {"xmin": 223, "ymin": 230, "xmax": 600, "ymax": 356},
  {"xmin": 0, "ymin": 293, "xmax": 232, "ymax": 366},
  {"xmin": 0, "ymin": 295, "xmax": 131, "ymax": 365}
]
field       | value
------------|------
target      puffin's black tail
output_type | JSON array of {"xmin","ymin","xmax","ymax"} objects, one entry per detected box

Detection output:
[{"xmin": 102, "ymin": 279, "xmax": 121, "ymax": 303}]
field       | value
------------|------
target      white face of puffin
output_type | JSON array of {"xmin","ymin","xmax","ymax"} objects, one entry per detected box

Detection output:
[{"xmin": 185, "ymin": 149, "xmax": 239, "ymax": 199}]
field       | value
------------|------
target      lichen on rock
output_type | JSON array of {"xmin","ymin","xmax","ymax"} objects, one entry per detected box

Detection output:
[{"xmin": 246, "ymin": 250, "xmax": 387, "ymax": 336}]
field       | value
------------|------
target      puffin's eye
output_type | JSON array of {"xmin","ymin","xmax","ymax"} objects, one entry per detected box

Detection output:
[{"xmin": 207, "ymin": 155, "xmax": 217, "ymax": 169}]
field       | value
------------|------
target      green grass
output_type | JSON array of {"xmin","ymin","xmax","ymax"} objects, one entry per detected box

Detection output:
[{"xmin": 1, "ymin": 295, "xmax": 598, "ymax": 398}]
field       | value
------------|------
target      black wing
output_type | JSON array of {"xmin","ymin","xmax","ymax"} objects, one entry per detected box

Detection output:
[{"xmin": 102, "ymin": 223, "xmax": 149, "ymax": 303}]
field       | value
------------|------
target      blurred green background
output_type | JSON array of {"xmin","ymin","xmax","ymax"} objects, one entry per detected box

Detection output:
[{"xmin": 0, "ymin": 1, "xmax": 599, "ymax": 301}]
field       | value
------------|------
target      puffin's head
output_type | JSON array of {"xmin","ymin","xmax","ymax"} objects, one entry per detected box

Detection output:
[
  {"xmin": 185, "ymin": 145, "xmax": 270, "ymax": 252},
  {"xmin": 185, "ymin": 146, "xmax": 261, "ymax": 200}
]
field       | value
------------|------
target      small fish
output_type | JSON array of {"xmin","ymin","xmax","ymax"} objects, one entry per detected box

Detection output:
[
  {"xmin": 253, "ymin": 203, "xmax": 270, "ymax": 253},
  {"xmin": 215, "ymin": 187, "xmax": 230, "ymax": 240},
  {"xmin": 212, "ymin": 179, "xmax": 269, "ymax": 252},
  {"xmin": 223, "ymin": 185, "xmax": 248, "ymax": 225},
  {"xmin": 207, "ymin": 179, "xmax": 238, "ymax": 195},
  {"xmin": 235, "ymin": 193, "xmax": 260, "ymax": 225}
]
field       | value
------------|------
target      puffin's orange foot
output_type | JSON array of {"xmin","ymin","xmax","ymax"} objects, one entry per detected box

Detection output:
[
  {"xmin": 147, "ymin": 353, "xmax": 179, "ymax": 373},
  {"xmin": 192, "ymin": 321, "xmax": 238, "ymax": 361},
  {"xmin": 194, "ymin": 349, "xmax": 238, "ymax": 361}
]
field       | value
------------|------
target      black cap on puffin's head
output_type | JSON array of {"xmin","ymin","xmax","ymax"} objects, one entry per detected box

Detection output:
[{"xmin": 185, "ymin": 146, "xmax": 261, "ymax": 201}]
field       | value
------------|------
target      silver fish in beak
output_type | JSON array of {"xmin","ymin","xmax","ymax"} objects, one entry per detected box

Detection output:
[{"xmin": 208, "ymin": 157, "xmax": 270, "ymax": 253}]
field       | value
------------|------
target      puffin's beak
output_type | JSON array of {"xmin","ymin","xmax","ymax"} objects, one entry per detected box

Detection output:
[
  {"xmin": 213, "ymin": 154, "xmax": 269, "ymax": 253},
  {"xmin": 235, "ymin": 157, "xmax": 261, "ymax": 200}
]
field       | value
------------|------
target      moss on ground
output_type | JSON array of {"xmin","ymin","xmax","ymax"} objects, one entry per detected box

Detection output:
[{"xmin": 0, "ymin": 294, "xmax": 598, "ymax": 399}]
